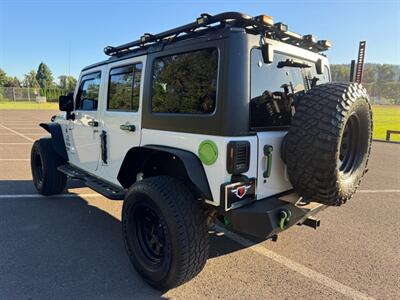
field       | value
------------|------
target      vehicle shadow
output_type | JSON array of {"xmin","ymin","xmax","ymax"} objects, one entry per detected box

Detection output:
[
  {"xmin": 0, "ymin": 180, "xmax": 249, "ymax": 298},
  {"xmin": 0, "ymin": 180, "xmax": 164, "ymax": 299},
  {"xmin": 0, "ymin": 179, "xmax": 86, "ymax": 194}
]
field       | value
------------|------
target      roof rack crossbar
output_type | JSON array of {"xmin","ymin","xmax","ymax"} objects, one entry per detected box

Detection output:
[{"xmin": 104, "ymin": 12, "xmax": 331, "ymax": 56}]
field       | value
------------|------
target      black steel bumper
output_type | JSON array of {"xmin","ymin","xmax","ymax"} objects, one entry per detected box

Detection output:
[{"xmin": 223, "ymin": 192, "xmax": 326, "ymax": 239}]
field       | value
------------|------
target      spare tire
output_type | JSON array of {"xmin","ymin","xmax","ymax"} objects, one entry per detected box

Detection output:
[{"xmin": 286, "ymin": 82, "xmax": 372, "ymax": 206}]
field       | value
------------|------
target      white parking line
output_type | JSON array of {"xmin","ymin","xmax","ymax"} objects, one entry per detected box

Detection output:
[
  {"xmin": 358, "ymin": 189, "xmax": 400, "ymax": 193},
  {"xmin": 0, "ymin": 124, "xmax": 34, "ymax": 142},
  {"xmin": 214, "ymin": 225, "xmax": 375, "ymax": 300},
  {"xmin": 0, "ymin": 193, "xmax": 101, "ymax": 199}
]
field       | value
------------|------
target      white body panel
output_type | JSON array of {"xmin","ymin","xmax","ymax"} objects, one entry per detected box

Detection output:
[
  {"xmin": 140, "ymin": 129, "xmax": 258, "ymax": 205},
  {"xmin": 256, "ymin": 131, "xmax": 292, "ymax": 199}
]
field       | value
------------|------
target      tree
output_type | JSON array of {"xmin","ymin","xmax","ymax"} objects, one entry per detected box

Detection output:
[
  {"xmin": 377, "ymin": 64, "xmax": 395, "ymax": 83},
  {"xmin": 58, "ymin": 75, "xmax": 77, "ymax": 92},
  {"xmin": 36, "ymin": 62, "xmax": 54, "ymax": 88},
  {"xmin": 23, "ymin": 70, "xmax": 40, "ymax": 88},
  {"xmin": 0, "ymin": 68, "xmax": 7, "ymax": 86},
  {"xmin": 3, "ymin": 76, "xmax": 21, "ymax": 87}
]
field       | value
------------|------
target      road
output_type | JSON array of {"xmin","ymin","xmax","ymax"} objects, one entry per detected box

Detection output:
[{"xmin": 0, "ymin": 110, "xmax": 399, "ymax": 299}]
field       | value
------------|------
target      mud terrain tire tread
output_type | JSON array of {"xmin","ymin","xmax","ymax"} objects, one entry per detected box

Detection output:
[{"xmin": 286, "ymin": 82, "xmax": 372, "ymax": 206}]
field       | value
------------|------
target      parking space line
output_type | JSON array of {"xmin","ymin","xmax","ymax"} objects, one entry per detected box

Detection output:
[
  {"xmin": 0, "ymin": 193, "xmax": 101, "ymax": 199},
  {"xmin": 358, "ymin": 189, "xmax": 400, "ymax": 193},
  {"xmin": 0, "ymin": 124, "xmax": 34, "ymax": 142},
  {"xmin": 214, "ymin": 225, "xmax": 375, "ymax": 300}
]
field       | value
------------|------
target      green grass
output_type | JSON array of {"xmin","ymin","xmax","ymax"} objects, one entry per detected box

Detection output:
[
  {"xmin": 372, "ymin": 105, "xmax": 400, "ymax": 142},
  {"xmin": 0, "ymin": 101, "xmax": 58, "ymax": 110}
]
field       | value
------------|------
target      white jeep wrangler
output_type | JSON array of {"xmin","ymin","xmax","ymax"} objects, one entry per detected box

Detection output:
[{"xmin": 31, "ymin": 12, "xmax": 372, "ymax": 290}]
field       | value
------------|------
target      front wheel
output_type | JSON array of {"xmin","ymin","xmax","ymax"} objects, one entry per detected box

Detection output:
[
  {"xmin": 122, "ymin": 176, "xmax": 208, "ymax": 290},
  {"xmin": 30, "ymin": 138, "xmax": 67, "ymax": 195}
]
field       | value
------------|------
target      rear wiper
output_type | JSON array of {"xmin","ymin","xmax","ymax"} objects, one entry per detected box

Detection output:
[{"xmin": 277, "ymin": 59, "xmax": 311, "ymax": 69}]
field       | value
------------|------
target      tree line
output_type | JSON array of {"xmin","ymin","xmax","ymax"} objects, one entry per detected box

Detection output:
[
  {"xmin": 0, "ymin": 63, "xmax": 77, "ymax": 101},
  {"xmin": 330, "ymin": 63, "xmax": 400, "ymax": 104}
]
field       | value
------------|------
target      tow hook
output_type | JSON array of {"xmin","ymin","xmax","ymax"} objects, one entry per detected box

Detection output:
[{"xmin": 278, "ymin": 209, "xmax": 292, "ymax": 230}]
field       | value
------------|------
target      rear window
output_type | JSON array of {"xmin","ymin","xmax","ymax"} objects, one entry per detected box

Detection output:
[
  {"xmin": 251, "ymin": 51, "xmax": 306, "ymax": 99},
  {"xmin": 151, "ymin": 48, "xmax": 218, "ymax": 114},
  {"xmin": 250, "ymin": 50, "xmax": 331, "ymax": 129}
]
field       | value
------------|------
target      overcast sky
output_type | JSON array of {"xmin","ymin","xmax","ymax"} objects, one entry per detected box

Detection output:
[{"xmin": 1, "ymin": 0, "xmax": 399, "ymax": 80}]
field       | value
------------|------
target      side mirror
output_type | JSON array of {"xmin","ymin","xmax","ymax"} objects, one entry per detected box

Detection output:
[
  {"xmin": 316, "ymin": 58, "xmax": 324, "ymax": 75},
  {"xmin": 261, "ymin": 43, "xmax": 274, "ymax": 64},
  {"xmin": 59, "ymin": 93, "xmax": 74, "ymax": 112}
]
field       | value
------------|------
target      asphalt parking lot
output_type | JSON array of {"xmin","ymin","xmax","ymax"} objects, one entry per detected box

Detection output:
[{"xmin": 0, "ymin": 109, "xmax": 399, "ymax": 299}]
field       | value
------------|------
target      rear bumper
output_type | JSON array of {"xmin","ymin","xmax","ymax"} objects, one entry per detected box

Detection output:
[{"xmin": 223, "ymin": 192, "xmax": 327, "ymax": 239}]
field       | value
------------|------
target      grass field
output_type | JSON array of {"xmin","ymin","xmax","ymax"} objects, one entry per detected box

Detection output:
[
  {"xmin": 0, "ymin": 101, "xmax": 58, "ymax": 110},
  {"xmin": 372, "ymin": 105, "xmax": 400, "ymax": 142},
  {"xmin": 0, "ymin": 101, "xmax": 398, "ymax": 141}
]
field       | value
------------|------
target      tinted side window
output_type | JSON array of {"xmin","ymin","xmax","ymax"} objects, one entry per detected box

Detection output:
[
  {"xmin": 76, "ymin": 72, "xmax": 101, "ymax": 111},
  {"xmin": 108, "ymin": 63, "xmax": 142, "ymax": 111},
  {"xmin": 151, "ymin": 48, "xmax": 218, "ymax": 114}
]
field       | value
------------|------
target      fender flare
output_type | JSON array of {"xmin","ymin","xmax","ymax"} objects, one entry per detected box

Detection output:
[
  {"xmin": 118, "ymin": 145, "xmax": 213, "ymax": 200},
  {"xmin": 39, "ymin": 123, "xmax": 68, "ymax": 161}
]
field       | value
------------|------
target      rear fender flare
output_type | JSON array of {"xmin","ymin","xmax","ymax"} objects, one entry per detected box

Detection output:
[{"xmin": 118, "ymin": 145, "xmax": 213, "ymax": 200}]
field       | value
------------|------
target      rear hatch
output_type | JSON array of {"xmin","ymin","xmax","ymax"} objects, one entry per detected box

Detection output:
[{"xmin": 250, "ymin": 48, "xmax": 330, "ymax": 200}]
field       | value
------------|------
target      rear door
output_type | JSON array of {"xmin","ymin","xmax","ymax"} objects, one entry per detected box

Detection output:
[
  {"xmin": 68, "ymin": 70, "xmax": 103, "ymax": 173},
  {"xmin": 96, "ymin": 56, "xmax": 145, "ymax": 185},
  {"xmin": 251, "ymin": 50, "xmax": 306, "ymax": 199}
]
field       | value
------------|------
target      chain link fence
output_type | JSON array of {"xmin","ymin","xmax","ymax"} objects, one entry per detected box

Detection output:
[{"xmin": 0, "ymin": 87, "xmax": 65, "ymax": 102}]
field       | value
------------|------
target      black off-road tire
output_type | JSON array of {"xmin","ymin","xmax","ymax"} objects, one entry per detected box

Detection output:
[
  {"xmin": 122, "ymin": 176, "xmax": 208, "ymax": 290},
  {"xmin": 30, "ymin": 138, "xmax": 67, "ymax": 195},
  {"xmin": 286, "ymin": 82, "xmax": 372, "ymax": 206}
]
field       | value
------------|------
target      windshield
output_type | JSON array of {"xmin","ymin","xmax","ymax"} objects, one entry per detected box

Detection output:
[{"xmin": 250, "ymin": 49, "xmax": 330, "ymax": 129}]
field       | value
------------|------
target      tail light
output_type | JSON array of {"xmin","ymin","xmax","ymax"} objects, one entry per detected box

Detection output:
[{"xmin": 227, "ymin": 141, "xmax": 250, "ymax": 174}]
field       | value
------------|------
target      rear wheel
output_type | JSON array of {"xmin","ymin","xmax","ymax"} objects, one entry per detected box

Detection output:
[
  {"xmin": 122, "ymin": 176, "xmax": 208, "ymax": 290},
  {"xmin": 286, "ymin": 82, "xmax": 372, "ymax": 206},
  {"xmin": 31, "ymin": 138, "xmax": 67, "ymax": 195}
]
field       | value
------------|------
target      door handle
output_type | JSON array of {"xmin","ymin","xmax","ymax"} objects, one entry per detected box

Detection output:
[
  {"xmin": 263, "ymin": 144, "xmax": 273, "ymax": 178},
  {"xmin": 88, "ymin": 120, "xmax": 99, "ymax": 127},
  {"xmin": 120, "ymin": 124, "xmax": 136, "ymax": 132}
]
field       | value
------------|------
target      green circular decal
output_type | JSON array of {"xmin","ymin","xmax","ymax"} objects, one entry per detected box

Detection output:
[{"xmin": 198, "ymin": 140, "xmax": 218, "ymax": 165}]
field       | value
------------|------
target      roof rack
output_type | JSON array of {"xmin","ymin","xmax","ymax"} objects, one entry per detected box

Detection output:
[{"xmin": 104, "ymin": 11, "xmax": 331, "ymax": 56}]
